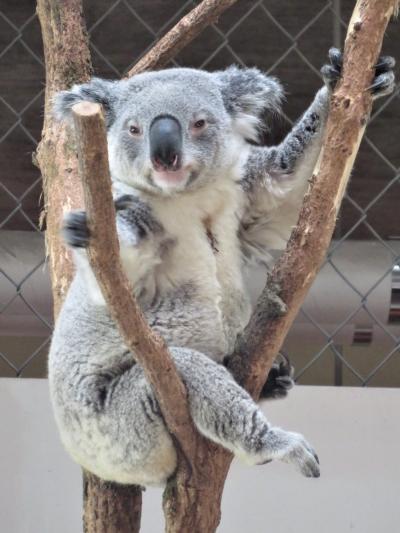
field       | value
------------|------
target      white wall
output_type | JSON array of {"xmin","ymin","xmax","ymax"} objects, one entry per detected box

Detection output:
[{"xmin": 1, "ymin": 379, "xmax": 399, "ymax": 533}]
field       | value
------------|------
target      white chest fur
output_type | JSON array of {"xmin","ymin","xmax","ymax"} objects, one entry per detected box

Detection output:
[{"xmin": 146, "ymin": 177, "xmax": 251, "ymax": 353}]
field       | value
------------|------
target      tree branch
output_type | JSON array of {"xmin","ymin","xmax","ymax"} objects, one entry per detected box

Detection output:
[
  {"xmin": 228, "ymin": 0, "xmax": 399, "ymax": 399},
  {"xmin": 71, "ymin": 100, "xmax": 204, "ymax": 464},
  {"xmin": 36, "ymin": 0, "xmax": 92, "ymax": 315},
  {"xmin": 126, "ymin": 0, "xmax": 239, "ymax": 77},
  {"xmin": 71, "ymin": 100, "xmax": 227, "ymax": 532},
  {"xmin": 37, "ymin": 0, "xmax": 240, "ymax": 531}
]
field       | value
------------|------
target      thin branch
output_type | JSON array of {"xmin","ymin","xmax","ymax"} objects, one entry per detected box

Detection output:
[
  {"xmin": 228, "ymin": 0, "xmax": 399, "ymax": 398},
  {"xmin": 127, "ymin": 0, "xmax": 239, "ymax": 77},
  {"xmin": 71, "ymin": 101, "xmax": 202, "ymax": 464}
]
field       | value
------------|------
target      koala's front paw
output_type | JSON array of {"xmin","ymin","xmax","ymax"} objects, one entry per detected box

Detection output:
[
  {"xmin": 115, "ymin": 194, "xmax": 163, "ymax": 241},
  {"xmin": 321, "ymin": 47, "xmax": 396, "ymax": 99},
  {"xmin": 269, "ymin": 428, "xmax": 320, "ymax": 478},
  {"xmin": 114, "ymin": 194, "xmax": 138, "ymax": 211},
  {"xmin": 62, "ymin": 211, "xmax": 90, "ymax": 248}
]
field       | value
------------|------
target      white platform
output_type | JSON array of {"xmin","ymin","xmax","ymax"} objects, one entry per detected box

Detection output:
[{"xmin": 1, "ymin": 379, "xmax": 399, "ymax": 532}]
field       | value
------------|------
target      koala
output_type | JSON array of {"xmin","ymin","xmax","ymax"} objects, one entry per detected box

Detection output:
[{"xmin": 48, "ymin": 49, "xmax": 395, "ymax": 486}]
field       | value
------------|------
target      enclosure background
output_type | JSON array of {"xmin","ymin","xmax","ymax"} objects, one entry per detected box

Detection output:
[{"xmin": 0, "ymin": 0, "xmax": 399, "ymax": 386}]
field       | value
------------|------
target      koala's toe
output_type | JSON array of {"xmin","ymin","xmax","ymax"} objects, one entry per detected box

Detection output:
[
  {"xmin": 375, "ymin": 55, "xmax": 396, "ymax": 75},
  {"xmin": 62, "ymin": 211, "xmax": 90, "ymax": 248},
  {"xmin": 302, "ymin": 453, "xmax": 321, "ymax": 478},
  {"xmin": 291, "ymin": 439, "xmax": 321, "ymax": 478},
  {"xmin": 370, "ymin": 71, "xmax": 396, "ymax": 98},
  {"xmin": 328, "ymin": 47, "xmax": 342, "ymax": 70},
  {"xmin": 321, "ymin": 65, "xmax": 341, "ymax": 90}
]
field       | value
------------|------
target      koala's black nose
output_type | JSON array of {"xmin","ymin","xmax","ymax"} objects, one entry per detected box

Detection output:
[{"xmin": 149, "ymin": 115, "xmax": 182, "ymax": 171}]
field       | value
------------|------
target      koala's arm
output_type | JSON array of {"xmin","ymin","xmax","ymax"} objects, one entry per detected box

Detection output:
[
  {"xmin": 63, "ymin": 194, "xmax": 165, "ymax": 306},
  {"xmin": 239, "ymin": 86, "xmax": 329, "ymax": 265},
  {"xmin": 239, "ymin": 49, "xmax": 395, "ymax": 265}
]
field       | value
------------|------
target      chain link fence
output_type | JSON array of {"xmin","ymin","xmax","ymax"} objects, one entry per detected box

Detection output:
[{"xmin": 0, "ymin": 0, "xmax": 399, "ymax": 385}]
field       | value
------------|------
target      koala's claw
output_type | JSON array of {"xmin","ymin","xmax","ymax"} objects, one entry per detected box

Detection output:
[
  {"xmin": 281, "ymin": 431, "xmax": 321, "ymax": 478},
  {"xmin": 369, "ymin": 71, "xmax": 395, "ymax": 98},
  {"xmin": 321, "ymin": 47, "xmax": 342, "ymax": 90},
  {"xmin": 322, "ymin": 48, "xmax": 396, "ymax": 99},
  {"xmin": 328, "ymin": 47, "xmax": 342, "ymax": 70},
  {"xmin": 374, "ymin": 55, "xmax": 396, "ymax": 75},
  {"xmin": 256, "ymin": 428, "xmax": 320, "ymax": 478},
  {"xmin": 63, "ymin": 211, "xmax": 90, "ymax": 248}
]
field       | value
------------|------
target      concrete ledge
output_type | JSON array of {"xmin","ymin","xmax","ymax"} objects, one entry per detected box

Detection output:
[{"xmin": 1, "ymin": 379, "xmax": 399, "ymax": 532}]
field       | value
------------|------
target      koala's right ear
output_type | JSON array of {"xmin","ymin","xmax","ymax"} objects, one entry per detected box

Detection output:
[{"xmin": 53, "ymin": 78, "xmax": 119, "ymax": 127}]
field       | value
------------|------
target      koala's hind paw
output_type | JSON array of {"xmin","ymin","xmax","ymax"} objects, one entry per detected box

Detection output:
[
  {"xmin": 259, "ymin": 354, "xmax": 294, "ymax": 400},
  {"xmin": 62, "ymin": 211, "xmax": 89, "ymax": 248},
  {"xmin": 321, "ymin": 48, "xmax": 396, "ymax": 99},
  {"xmin": 258, "ymin": 428, "xmax": 320, "ymax": 478}
]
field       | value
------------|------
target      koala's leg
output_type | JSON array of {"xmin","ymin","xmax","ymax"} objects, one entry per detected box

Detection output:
[
  {"xmin": 173, "ymin": 348, "xmax": 320, "ymax": 478},
  {"xmin": 62, "ymin": 195, "xmax": 166, "ymax": 305},
  {"xmin": 58, "ymin": 343, "xmax": 318, "ymax": 482}
]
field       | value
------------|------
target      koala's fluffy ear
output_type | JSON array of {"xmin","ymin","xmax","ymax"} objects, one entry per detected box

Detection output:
[
  {"xmin": 53, "ymin": 78, "xmax": 120, "ymax": 127},
  {"xmin": 213, "ymin": 66, "xmax": 284, "ymax": 142}
]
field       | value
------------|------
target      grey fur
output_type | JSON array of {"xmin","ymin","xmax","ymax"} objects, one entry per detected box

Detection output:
[{"xmin": 49, "ymin": 50, "xmax": 395, "ymax": 485}]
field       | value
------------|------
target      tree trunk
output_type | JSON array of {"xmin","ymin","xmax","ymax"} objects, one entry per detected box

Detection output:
[
  {"xmin": 83, "ymin": 473, "xmax": 142, "ymax": 533},
  {"xmin": 36, "ymin": 0, "xmax": 91, "ymax": 315},
  {"xmin": 36, "ymin": 2, "xmax": 142, "ymax": 531},
  {"xmin": 162, "ymin": 445, "xmax": 231, "ymax": 533}
]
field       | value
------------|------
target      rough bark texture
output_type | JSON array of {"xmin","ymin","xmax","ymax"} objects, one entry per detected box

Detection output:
[
  {"xmin": 127, "ymin": 0, "xmax": 239, "ymax": 77},
  {"xmin": 36, "ymin": 0, "xmax": 92, "ymax": 316},
  {"xmin": 36, "ymin": 2, "xmax": 143, "ymax": 531},
  {"xmin": 83, "ymin": 473, "xmax": 143, "ymax": 533}
]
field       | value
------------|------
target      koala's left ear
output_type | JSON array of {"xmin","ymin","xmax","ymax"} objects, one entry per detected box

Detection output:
[
  {"xmin": 53, "ymin": 78, "xmax": 121, "ymax": 128},
  {"xmin": 213, "ymin": 66, "xmax": 284, "ymax": 141}
]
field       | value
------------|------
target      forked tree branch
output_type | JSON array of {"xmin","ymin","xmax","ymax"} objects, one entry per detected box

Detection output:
[
  {"xmin": 228, "ymin": 0, "xmax": 399, "ymax": 398},
  {"xmin": 38, "ymin": 0, "xmax": 398, "ymax": 531}
]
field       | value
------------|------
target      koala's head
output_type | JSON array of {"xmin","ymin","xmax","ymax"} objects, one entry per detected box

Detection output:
[{"xmin": 54, "ymin": 67, "xmax": 283, "ymax": 195}]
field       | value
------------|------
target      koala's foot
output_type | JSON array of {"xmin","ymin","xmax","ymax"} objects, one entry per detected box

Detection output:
[
  {"xmin": 254, "ymin": 427, "xmax": 320, "ymax": 478},
  {"xmin": 62, "ymin": 211, "xmax": 89, "ymax": 248},
  {"xmin": 321, "ymin": 47, "xmax": 396, "ymax": 99},
  {"xmin": 259, "ymin": 354, "xmax": 294, "ymax": 400}
]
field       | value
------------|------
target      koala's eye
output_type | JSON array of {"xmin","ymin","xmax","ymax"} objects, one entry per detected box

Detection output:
[
  {"xmin": 129, "ymin": 125, "xmax": 141, "ymax": 136},
  {"xmin": 193, "ymin": 119, "xmax": 206, "ymax": 129}
]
